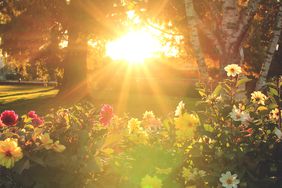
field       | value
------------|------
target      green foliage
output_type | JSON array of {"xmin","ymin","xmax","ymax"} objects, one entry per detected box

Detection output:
[{"xmin": 0, "ymin": 75, "xmax": 281, "ymax": 188}]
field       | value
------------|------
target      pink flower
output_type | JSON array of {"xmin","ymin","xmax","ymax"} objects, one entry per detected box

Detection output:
[
  {"xmin": 28, "ymin": 111, "xmax": 38, "ymax": 119},
  {"xmin": 0, "ymin": 110, "xmax": 18, "ymax": 126},
  {"xmin": 32, "ymin": 117, "xmax": 44, "ymax": 126},
  {"xmin": 0, "ymin": 119, "xmax": 4, "ymax": 127},
  {"xmin": 99, "ymin": 104, "xmax": 114, "ymax": 126}
]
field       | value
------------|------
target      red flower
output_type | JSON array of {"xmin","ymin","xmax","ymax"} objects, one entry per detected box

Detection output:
[
  {"xmin": 28, "ymin": 111, "xmax": 38, "ymax": 119},
  {"xmin": 0, "ymin": 119, "xmax": 4, "ymax": 127},
  {"xmin": 99, "ymin": 104, "xmax": 114, "ymax": 126},
  {"xmin": 242, "ymin": 128, "xmax": 253, "ymax": 137},
  {"xmin": 32, "ymin": 117, "xmax": 44, "ymax": 126},
  {"xmin": 0, "ymin": 110, "xmax": 18, "ymax": 126}
]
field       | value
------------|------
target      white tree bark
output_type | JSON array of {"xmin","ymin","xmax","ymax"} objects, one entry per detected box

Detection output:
[
  {"xmin": 256, "ymin": 3, "xmax": 282, "ymax": 90},
  {"xmin": 222, "ymin": 0, "xmax": 239, "ymax": 51},
  {"xmin": 184, "ymin": 0, "xmax": 208, "ymax": 80},
  {"xmin": 220, "ymin": 0, "xmax": 261, "ymax": 75}
]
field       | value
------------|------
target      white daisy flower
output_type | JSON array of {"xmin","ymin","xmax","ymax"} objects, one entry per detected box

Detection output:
[
  {"xmin": 224, "ymin": 64, "xmax": 242, "ymax": 77},
  {"xmin": 219, "ymin": 171, "xmax": 240, "ymax": 188},
  {"xmin": 230, "ymin": 105, "xmax": 251, "ymax": 123}
]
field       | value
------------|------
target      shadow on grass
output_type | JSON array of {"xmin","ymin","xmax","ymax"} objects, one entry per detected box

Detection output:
[{"xmin": 0, "ymin": 88, "xmax": 55, "ymax": 99}]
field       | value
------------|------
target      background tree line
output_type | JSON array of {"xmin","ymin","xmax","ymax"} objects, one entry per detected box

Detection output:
[{"xmin": 0, "ymin": 0, "xmax": 281, "ymax": 97}]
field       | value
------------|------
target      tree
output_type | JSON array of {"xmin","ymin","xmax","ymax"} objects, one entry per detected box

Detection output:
[
  {"xmin": 184, "ymin": 0, "xmax": 208, "ymax": 80},
  {"xmin": 0, "ymin": 0, "xmax": 120, "ymax": 99},
  {"xmin": 256, "ymin": 2, "xmax": 282, "ymax": 90}
]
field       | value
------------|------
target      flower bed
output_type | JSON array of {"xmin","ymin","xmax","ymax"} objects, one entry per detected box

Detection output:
[{"xmin": 0, "ymin": 65, "xmax": 281, "ymax": 188}]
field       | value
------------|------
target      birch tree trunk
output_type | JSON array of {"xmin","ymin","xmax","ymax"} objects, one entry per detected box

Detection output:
[
  {"xmin": 184, "ymin": 0, "xmax": 208, "ymax": 80},
  {"xmin": 256, "ymin": 3, "xmax": 282, "ymax": 90},
  {"xmin": 219, "ymin": 0, "xmax": 240, "ymax": 76},
  {"xmin": 222, "ymin": 0, "xmax": 239, "ymax": 51},
  {"xmin": 220, "ymin": 0, "xmax": 261, "ymax": 76}
]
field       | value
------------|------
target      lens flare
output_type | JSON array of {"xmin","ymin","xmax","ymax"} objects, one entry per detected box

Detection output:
[{"xmin": 106, "ymin": 29, "xmax": 164, "ymax": 64}]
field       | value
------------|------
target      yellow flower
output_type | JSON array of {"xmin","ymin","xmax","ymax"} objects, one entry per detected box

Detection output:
[
  {"xmin": 224, "ymin": 64, "xmax": 242, "ymax": 77},
  {"xmin": 140, "ymin": 175, "xmax": 162, "ymax": 188},
  {"xmin": 39, "ymin": 133, "xmax": 53, "ymax": 150},
  {"xmin": 0, "ymin": 138, "xmax": 23, "ymax": 169},
  {"xmin": 52, "ymin": 141, "xmax": 66, "ymax": 153},
  {"xmin": 174, "ymin": 113, "xmax": 199, "ymax": 141},
  {"xmin": 128, "ymin": 118, "xmax": 141, "ymax": 134},
  {"xmin": 269, "ymin": 108, "xmax": 281, "ymax": 121},
  {"xmin": 251, "ymin": 91, "xmax": 267, "ymax": 105}
]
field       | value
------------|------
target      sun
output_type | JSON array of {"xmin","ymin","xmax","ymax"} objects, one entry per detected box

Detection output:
[{"xmin": 106, "ymin": 29, "xmax": 163, "ymax": 64}]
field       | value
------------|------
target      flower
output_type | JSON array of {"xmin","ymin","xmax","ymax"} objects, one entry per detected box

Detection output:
[
  {"xmin": 0, "ymin": 138, "xmax": 23, "ymax": 168},
  {"xmin": 224, "ymin": 64, "xmax": 242, "ymax": 77},
  {"xmin": 32, "ymin": 117, "xmax": 44, "ymax": 126},
  {"xmin": 0, "ymin": 110, "xmax": 18, "ymax": 126},
  {"xmin": 128, "ymin": 118, "xmax": 141, "ymax": 133},
  {"xmin": 230, "ymin": 105, "xmax": 250, "ymax": 123},
  {"xmin": 175, "ymin": 101, "xmax": 185, "ymax": 117},
  {"xmin": 0, "ymin": 119, "xmax": 4, "ymax": 127},
  {"xmin": 219, "ymin": 171, "xmax": 240, "ymax": 188},
  {"xmin": 174, "ymin": 113, "xmax": 199, "ymax": 141},
  {"xmin": 242, "ymin": 128, "xmax": 253, "ymax": 137},
  {"xmin": 99, "ymin": 104, "xmax": 114, "ymax": 126},
  {"xmin": 144, "ymin": 118, "xmax": 162, "ymax": 131},
  {"xmin": 28, "ymin": 111, "xmax": 38, "ymax": 119},
  {"xmin": 251, "ymin": 91, "xmax": 267, "ymax": 105},
  {"xmin": 142, "ymin": 111, "xmax": 161, "ymax": 130},
  {"xmin": 52, "ymin": 141, "xmax": 66, "ymax": 153},
  {"xmin": 140, "ymin": 175, "xmax": 162, "ymax": 188},
  {"xmin": 269, "ymin": 108, "xmax": 281, "ymax": 121},
  {"xmin": 143, "ymin": 111, "xmax": 155, "ymax": 120}
]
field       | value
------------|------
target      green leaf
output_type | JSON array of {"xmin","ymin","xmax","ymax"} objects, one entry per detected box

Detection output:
[
  {"xmin": 269, "ymin": 87, "xmax": 278, "ymax": 96},
  {"xmin": 204, "ymin": 124, "xmax": 214, "ymax": 133},
  {"xmin": 236, "ymin": 78, "xmax": 252, "ymax": 87},
  {"xmin": 212, "ymin": 84, "xmax": 222, "ymax": 97},
  {"xmin": 198, "ymin": 90, "xmax": 206, "ymax": 97},
  {"xmin": 268, "ymin": 103, "xmax": 278, "ymax": 109}
]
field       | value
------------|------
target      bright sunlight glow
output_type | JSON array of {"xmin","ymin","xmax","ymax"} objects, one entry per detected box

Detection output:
[
  {"xmin": 105, "ymin": 10, "xmax": 181, "ymax": 64},
  {"xmin": 106, "ymin": 29, "xmax": 164, "ymax": 64}
]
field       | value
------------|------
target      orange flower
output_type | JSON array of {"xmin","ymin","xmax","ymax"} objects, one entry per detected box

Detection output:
[{"xmin": 0, "ymin": 138, "xmax": 23, "ymax": 168}]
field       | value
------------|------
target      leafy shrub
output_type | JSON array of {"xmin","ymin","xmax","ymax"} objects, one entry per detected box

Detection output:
[{"xmin": 0, "ymin": 65, "xmax": 281, "ymax": 188}]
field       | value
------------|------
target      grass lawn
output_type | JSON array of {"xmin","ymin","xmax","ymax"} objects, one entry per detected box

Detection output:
[
  {"xmin": 0, "ymin": 85, "xmax": 59, "ymax": 115},
  {"xmin": 0, "ymin": 84, "xmax": 199, "ymax": 117}
]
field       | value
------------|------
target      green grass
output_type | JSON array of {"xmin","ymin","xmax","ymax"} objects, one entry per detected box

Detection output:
[
  {"xmin": 90, "ymin": 90, "xmax": 198, "ymax": 117},
  {"xmin": 0, "ymin": 85, "xmax": 199, "ymax": 117},
  {"xmin": 0, "ymin": 85, "xmax": 59, "ymax": 114}
]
